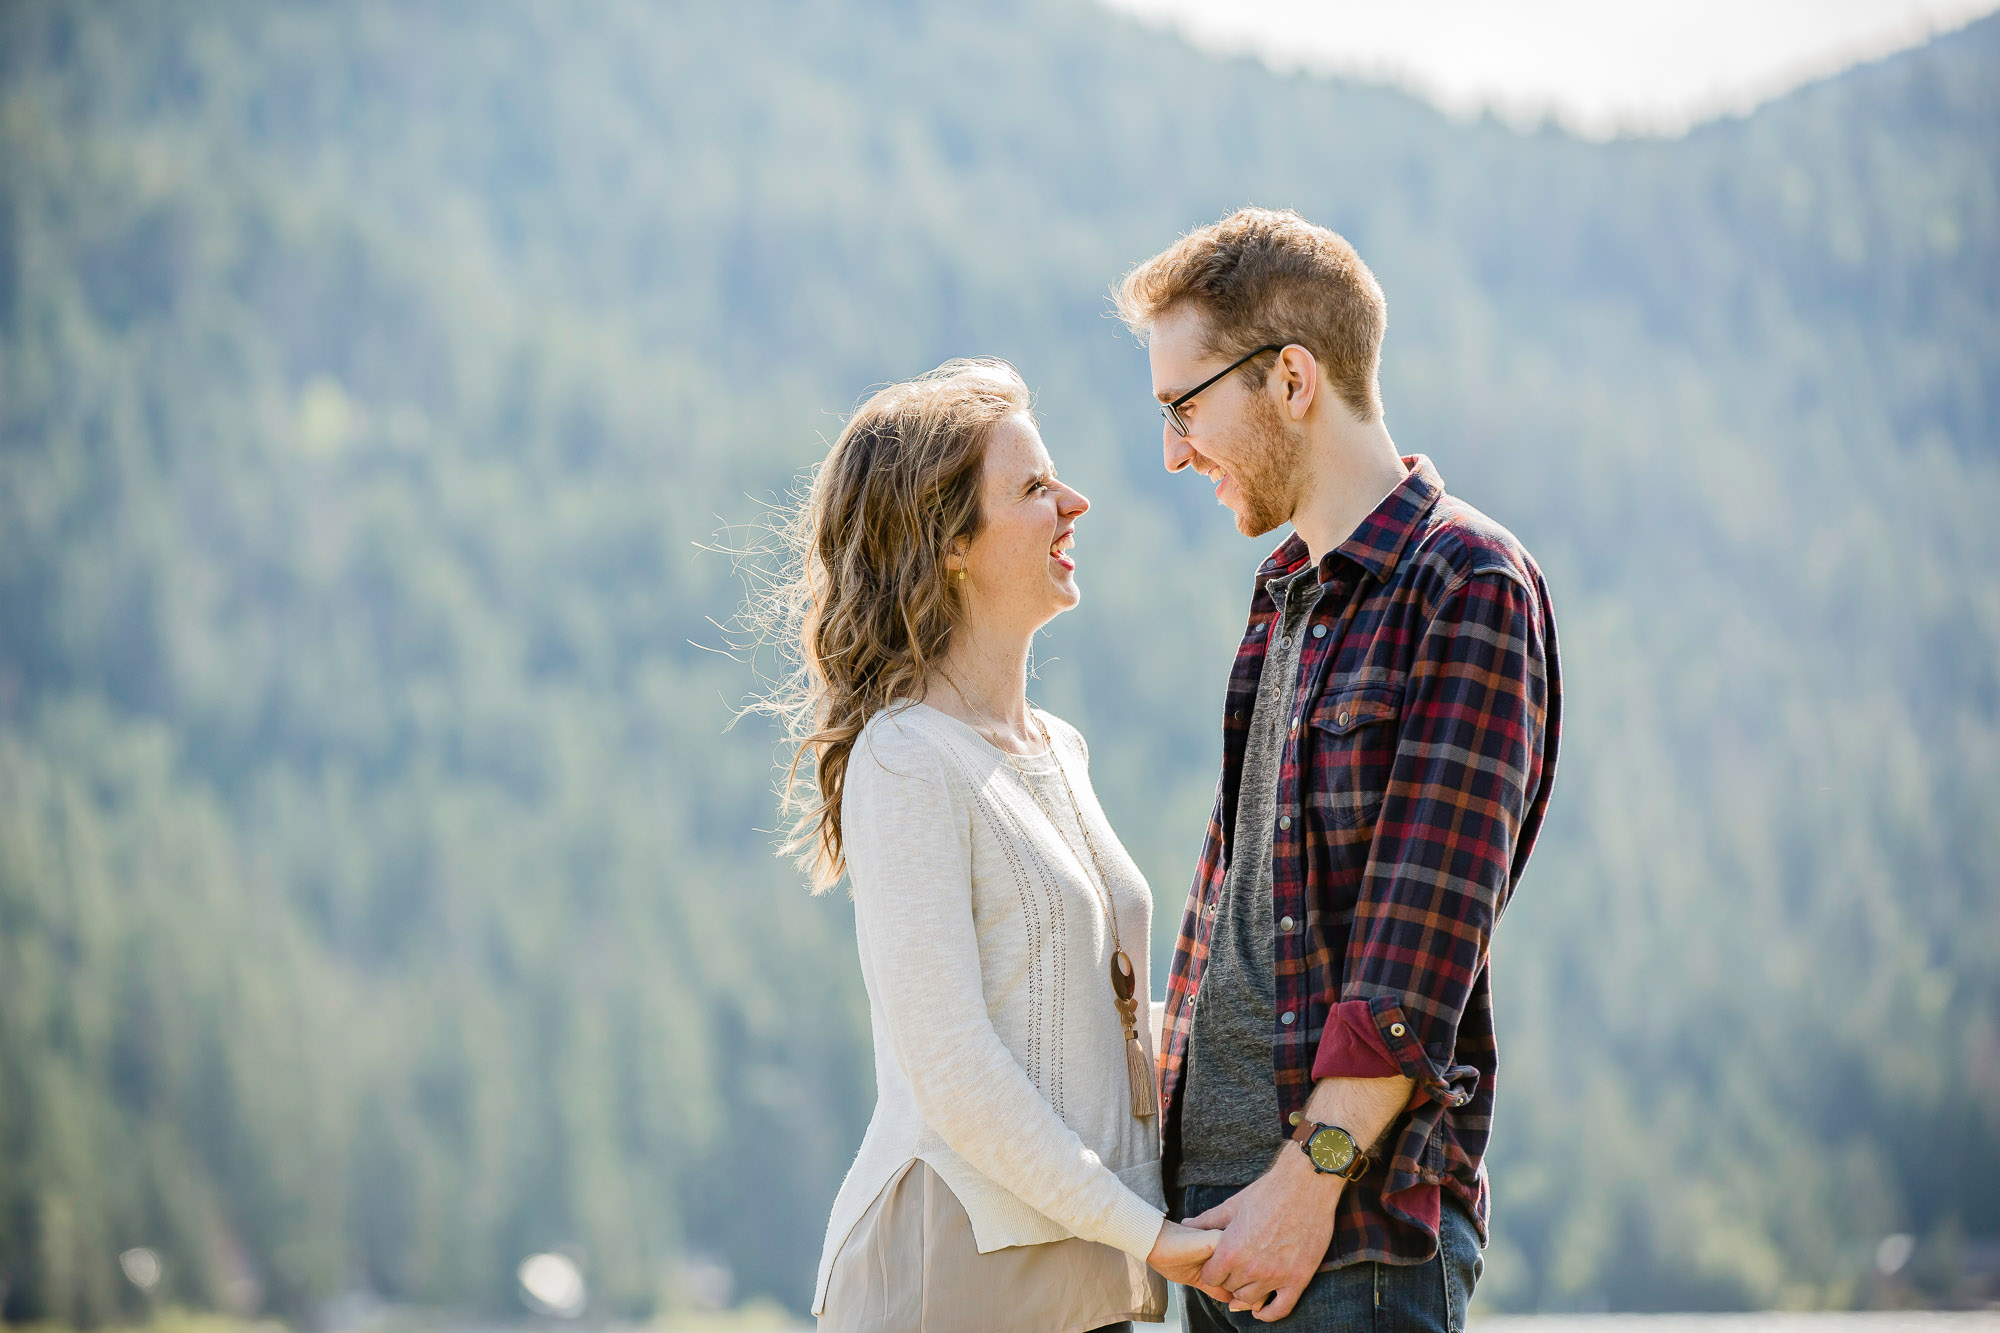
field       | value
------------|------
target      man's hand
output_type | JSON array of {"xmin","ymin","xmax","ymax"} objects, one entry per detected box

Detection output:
[{"xmin": 1185, "ymin": 1145, "xmax": 1341, "ymax": 1322}]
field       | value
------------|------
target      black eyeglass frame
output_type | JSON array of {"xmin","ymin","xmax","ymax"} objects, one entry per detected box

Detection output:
[{"xmin": 1160, "ymin": 343, "xmax": 1289, "ymax": 436}]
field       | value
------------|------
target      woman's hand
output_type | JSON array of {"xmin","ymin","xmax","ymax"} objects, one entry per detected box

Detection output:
[{"xmin": 1146, "ymin": 1218, "xmax": 1221, "ymax": 1285}]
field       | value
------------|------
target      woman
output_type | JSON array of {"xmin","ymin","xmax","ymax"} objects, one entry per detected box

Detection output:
[{"xmin": 753, "ymin": 359, "xmax": 1217, "ymax": 1331}]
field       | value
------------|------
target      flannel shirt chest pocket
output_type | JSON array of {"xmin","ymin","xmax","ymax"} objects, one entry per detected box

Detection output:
[{"xmin": 1305, "ymin": 682, "xmax": 1402, "ymax": 828}]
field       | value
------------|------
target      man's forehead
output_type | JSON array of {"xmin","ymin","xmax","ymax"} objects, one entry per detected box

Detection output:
[
  {"xmin": 1149, "ymin": 307, "xmax": 1215, "ymax": 397},
  {"xmin": 1151, "ymin": 304, "xmax": 1210, "ymax": 352}
]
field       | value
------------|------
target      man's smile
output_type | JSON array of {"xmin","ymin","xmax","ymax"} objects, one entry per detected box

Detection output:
[{"xmin": 1194, "ymin": 463, "xmax": 1230, "ymax": 503}]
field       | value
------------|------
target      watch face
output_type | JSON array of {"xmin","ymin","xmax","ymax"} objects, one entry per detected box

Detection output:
[{"xmin": 1309, "ymin": 1126, "xmax": 1358, "ymax": 1174}]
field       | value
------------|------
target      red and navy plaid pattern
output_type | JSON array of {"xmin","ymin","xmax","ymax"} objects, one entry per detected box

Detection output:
[{"xmin": 1159, "ymin": 455, "xmax": 1562, "ymax": 1268}]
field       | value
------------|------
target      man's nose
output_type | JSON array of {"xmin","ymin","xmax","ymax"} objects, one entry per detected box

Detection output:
[{"xmin": 1163, "ymin": 426, "xmax": 1194, "ymax": 472}]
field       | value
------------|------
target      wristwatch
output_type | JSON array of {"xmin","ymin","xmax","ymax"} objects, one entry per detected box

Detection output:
[{"xmin": 1291, "ymin": 1117, "xmax": 1372, "ymax": 1180}]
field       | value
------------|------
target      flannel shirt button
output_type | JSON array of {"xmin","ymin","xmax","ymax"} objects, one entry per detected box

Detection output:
[
  {"xmin": 1313, "ymin": 624, "xmax": 1327, "ymax": 638},
  {"xmin": 1280, "ymin": 915, "xmax": 1294, "ymax": 931},
  {"xmin": 1389, "ymin": 1022, "xmax": 1407, "ymax": 1038},
  {"xmin": 1337, "ymin": 709, "xmax": 1350, "ymax": 726},
  {"xmin": 1280, "ymin": 1010, "xmax": 1295, "ymax": 1025},
  {"xmin": 1278, "ymin": 815, "xmax": 1291, "ymax": 830},
  {"xmin": 1289, "ymin": 1111, "xmax": 1303, "ymax": 1126}
]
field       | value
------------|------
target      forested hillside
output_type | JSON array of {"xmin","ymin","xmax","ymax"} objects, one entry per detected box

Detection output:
[{"xmin": 2, "ymin": 0, "xmax": 1995, "ymax": 1320}]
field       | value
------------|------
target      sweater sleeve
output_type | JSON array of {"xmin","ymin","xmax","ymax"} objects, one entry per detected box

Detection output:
[{"xmin": 843, "ymin": 721, "xmax": 1165, "ymax": 1262}]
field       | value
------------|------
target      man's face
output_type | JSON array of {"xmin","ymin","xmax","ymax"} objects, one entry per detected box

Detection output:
[{"xmin": 1147, "ymin": 306, "xmax": 1303, "ymax": 539}]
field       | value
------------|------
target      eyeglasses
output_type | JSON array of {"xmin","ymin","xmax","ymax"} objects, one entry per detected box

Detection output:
[{"xmin": 1159, "ymin": 344, "xmax": 1288, "ymax": 437}]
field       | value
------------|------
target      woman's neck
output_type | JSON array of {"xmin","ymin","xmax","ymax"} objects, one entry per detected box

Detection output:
[{"xmin": 923, "ymin": 621, "xmax": 1042, "ymax": 753}]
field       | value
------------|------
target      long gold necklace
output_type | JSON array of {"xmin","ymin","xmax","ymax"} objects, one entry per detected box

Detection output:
[{"xmin": 999, "ymin": 714, "xmax": 1157, "ymax": 1121}]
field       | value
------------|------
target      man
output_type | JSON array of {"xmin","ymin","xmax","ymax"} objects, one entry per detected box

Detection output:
[{"xmin": 1117, "ymin": 208, "xmax": 1562, "ymax": 1329}]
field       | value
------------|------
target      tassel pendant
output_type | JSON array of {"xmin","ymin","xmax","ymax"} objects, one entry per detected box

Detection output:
[
  {"xmin": 1124, "ymin": 1032, "xmax": 1157, "ymax": 1120},
  {"xmin": 1111, "ymin": 950, "xmax": 1157, "ymax": 1120}
]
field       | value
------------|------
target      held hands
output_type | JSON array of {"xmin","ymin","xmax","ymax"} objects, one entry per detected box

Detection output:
[
  {"xmin": 1145, "ymin": 1219, "xmax": 1221, "ymax": 1286},
  {"xmin": 1181, "ymin": 1147, "xmax": 1342, "ymax": 1322}
]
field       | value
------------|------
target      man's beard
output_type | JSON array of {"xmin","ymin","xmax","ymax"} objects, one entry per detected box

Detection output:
[{"xmin": 1225, "ymin": 391, "xmax": 1306, "ymax": 538}]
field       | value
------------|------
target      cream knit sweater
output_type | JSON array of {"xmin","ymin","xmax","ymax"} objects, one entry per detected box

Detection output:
[{"xmin": 811, "ymin": 702, "xmax": 1166, "ymax": 1315}]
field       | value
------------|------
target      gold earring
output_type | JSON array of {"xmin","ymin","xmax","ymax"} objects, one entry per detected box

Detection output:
[{"xmin": 955, "ymin": 569, "xmax": 967, "ymax": 582}]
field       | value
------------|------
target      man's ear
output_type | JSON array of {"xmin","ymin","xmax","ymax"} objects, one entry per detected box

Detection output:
[{"xmin": 1276, "ymin": 345, "xmax": 1318, "ymax": 422}]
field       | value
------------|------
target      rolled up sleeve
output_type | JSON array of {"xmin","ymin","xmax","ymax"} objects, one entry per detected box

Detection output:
[
  {"xmin": 1309, "ymin": 998, "xmax": 1402, "ymax": 1082},
  {"xmin": 1332, "ymin": 571, "xmax": 1549, "ymax": 1183}
]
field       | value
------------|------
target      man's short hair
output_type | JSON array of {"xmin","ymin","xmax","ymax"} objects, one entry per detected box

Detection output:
[{"xmin": 1116, "ymin": 207, "xmax": 1387, "ymax": 423}]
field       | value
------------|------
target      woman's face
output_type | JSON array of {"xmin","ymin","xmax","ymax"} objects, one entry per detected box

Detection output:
[{"xmin": 954, "ymin": 412, "xmax": 1090, "ymax": 632}]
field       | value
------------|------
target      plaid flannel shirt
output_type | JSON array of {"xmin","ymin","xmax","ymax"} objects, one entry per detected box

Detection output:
[{"xmin": 1159, "ymin": 455, "xmax": 1562, "ymax": 1268}]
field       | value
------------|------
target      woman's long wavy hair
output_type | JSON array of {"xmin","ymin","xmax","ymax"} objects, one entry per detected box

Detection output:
[{"xmin": 746, "ymin": 358, "xmax": 1031, "ymax": 892}]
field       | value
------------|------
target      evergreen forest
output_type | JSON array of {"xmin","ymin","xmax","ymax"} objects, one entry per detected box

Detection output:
[{"xmin": 1, "ymin": 0, "xmax": 1996, "ymax": 1320}]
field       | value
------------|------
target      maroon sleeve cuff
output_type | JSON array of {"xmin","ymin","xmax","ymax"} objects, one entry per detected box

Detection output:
[
  {"xmin": 1332, "ymin": 995, "xmax": 1481, "ymax": 1111},
  {"xmin": 1310, "ymin": 999, "xmax": 1403, "ymax": 1081}
]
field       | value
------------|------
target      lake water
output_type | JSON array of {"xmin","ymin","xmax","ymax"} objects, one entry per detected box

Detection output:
[
  {"xmin": 1480, "ymin": 1318, "xmax": 2000, "ymax": 1331},
  {"xmin": 666, "ymin": 1309, "xmax": 2000, "ymax": 1331}
]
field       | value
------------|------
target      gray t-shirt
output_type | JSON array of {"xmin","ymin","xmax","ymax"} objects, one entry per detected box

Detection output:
[{"xmin": 1177, "ymin": 564, "xmax": 1324, "ymax": 1188}]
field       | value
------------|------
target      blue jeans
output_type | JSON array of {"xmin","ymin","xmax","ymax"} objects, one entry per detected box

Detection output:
[{"xmin": 1177, "ymin": 1187, "xmax": 1481, "ymax": 1333}]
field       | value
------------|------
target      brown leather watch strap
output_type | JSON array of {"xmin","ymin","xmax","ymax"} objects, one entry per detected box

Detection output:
[{"xmin": 1291, "ymin": 1117, "xmax": 1374, "ymax": 1181}]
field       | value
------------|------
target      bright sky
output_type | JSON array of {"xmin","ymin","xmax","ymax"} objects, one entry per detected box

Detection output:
[{"xmin": 1094, "ymin": 0, "xmax": 2000, "ymax": 138}]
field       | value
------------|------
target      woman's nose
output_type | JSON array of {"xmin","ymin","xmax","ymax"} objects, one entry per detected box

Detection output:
[{"xmin": 1061, "ymin": 483, "xmax": 1090, "ymax": 517}]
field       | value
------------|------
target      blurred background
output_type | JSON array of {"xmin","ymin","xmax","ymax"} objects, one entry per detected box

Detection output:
[{"xmin": 1, "ymin": 0, "xmax": 1996, "ymax": 1326}]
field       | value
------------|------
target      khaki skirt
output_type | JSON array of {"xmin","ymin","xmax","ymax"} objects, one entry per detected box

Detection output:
[{"xmin": 819, "ymin": 1159, "xmax": 1166, "ymax": 1333}]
